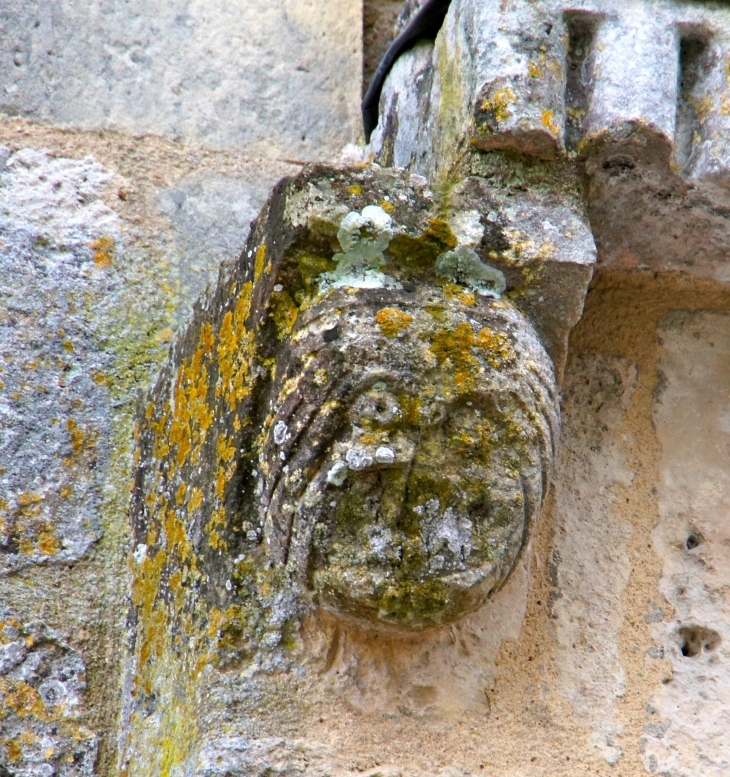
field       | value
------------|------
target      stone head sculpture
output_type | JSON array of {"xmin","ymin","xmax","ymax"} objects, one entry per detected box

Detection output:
[
  {"xmin": 261, "ymin": 228, "xmax": 558, "ymax": 630},
  {"xmin": 124, "ymin": 159, "xmax": 594, "ymax": 772}
]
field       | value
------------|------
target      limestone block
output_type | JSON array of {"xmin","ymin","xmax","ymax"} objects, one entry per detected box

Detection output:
[
  {"xmin": 373, "ymin": 0, "xmax": 568, "ymax": 168},
  {"xmin": 0, "ymin": 608, "xmax": 97, "ymax": 776},
  {"xmin": 551, "ymin": 353, "xmax": 638, "ymax": 765},
  {"xmin": 648, "ymin": 311, "xmax": 730, "ymax": 776},
  {"xmin": 0, "ymin": 0, "xmax": 361, "ymax": 156},
  {"xmin": 580, "ymin": 5, "xmax": 679, "ymax": 149},
  {"xmin": 0, "ymin": 148, "xmax": 113, "ymax": 572}
]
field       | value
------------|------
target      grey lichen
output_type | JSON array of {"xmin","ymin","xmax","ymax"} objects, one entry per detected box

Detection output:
[
  {"xmin": 436, "ymin": 244, "xmax": 507, "ymax": 298},
  {"xmin": 319, "ymin": 205, "xmax": 401, "ymax": 291}
]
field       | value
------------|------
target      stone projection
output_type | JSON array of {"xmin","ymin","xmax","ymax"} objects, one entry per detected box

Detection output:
[
  {"xmin": 4, "ymin": 0, "xmax": 730, "ymax": 776},
  {"xmin": 121, "ymin": 164, "xmax": 593, "ymax": 773}
]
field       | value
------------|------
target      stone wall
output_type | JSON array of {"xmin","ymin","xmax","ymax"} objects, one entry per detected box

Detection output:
[
  {"xmin": 3, "ymin": 1, "xmax": 730, "ymax": 776},
  {"xmin": 0, "ymin": 2, "xmax": 361, "ymax": 774}
]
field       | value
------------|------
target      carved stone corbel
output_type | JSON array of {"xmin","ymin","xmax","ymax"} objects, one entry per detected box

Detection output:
[{"xmin": 122, "ymin": 161, "xmax": 595, "ymax": 771}]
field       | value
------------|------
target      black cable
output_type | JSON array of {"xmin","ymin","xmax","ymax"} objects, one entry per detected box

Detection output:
[{"xmin": 362, "ymin": 0, "xmax": 452, "ymax": 142}]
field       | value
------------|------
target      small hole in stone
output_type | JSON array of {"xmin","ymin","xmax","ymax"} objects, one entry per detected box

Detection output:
[
  {"xmin": 679, "ymin": 625, "xmax": 721, "ymax": 658},
  {"xmin": 686, "ymin": 531, "xmax": 703, "ymax": 550}
]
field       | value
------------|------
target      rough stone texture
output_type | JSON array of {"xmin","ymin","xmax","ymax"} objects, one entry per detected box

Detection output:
[
  {"xmin": 0, "ymin": 608, "xmax": 97, "ymax": 776},
  {"xmin": 5, "ymin": 0, "xmax": 730, "ymax": 775},
  {"xmin": 122, "ymin": 162, "xmax": 599, "ymax": 772},
  {"xmin": 0, "ymin": 148, "xmax": 112, "ymax": 573},
  {"xmin": 551, "ymin": 354, "xmax": 638, "ymax": 766},
  {"xmin": 648, "ymin": 311, "xmax": 730, "ymax": 776},
  {"xmin": 0, "ymin": 1, "xmax": 362, "ymax": 772},
  {"xmin": 372, "ymin": 0, "xmax": 730, "ymax": 286},
  {"xmin": 0, "ymin": 0, "xmax": 361, "ymax": 157}
]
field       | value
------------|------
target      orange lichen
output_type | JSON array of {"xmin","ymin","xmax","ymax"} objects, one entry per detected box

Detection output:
[
  {"xmin": 475, "ymin": 327, "xmax": 516, "ymax": 367},
  {"xmin": 4, "ymin": 682, "xmax": 46, "ymax": 719},
  {"xmin": 254, "ymin": 245, "xmax": 267, "ymax": 283},
  {"xmin": 480, "ymin": 87, "xmax": 517, "ymax": 123},
  {"xmin": 429, "ymin": 323, "xmax": 481, "ymax": 393},
  {"xmin": 542, "ymin": 109, "xmax": 560, "ymax": 136},
  {"xmin": 67, "ymin": 419, "xmax": 84, "ymax": 452},
  {"xmin": 375, "ymin": 307, "xmax": 414, "ymax": 338},
  {"xmin": 37, "ymin": 531, "xmax": 60, "ymax": 556},
  {"xmin": 17, "ymin": 492, "xmax": 42, "ymax": 507},
  {"xmin": 90, "ymin": 235, "xmax": 115, "ymax": 268},
  {"xmin": 169, "ymin": 341, "xmax": 214, "ymax": 467},
  {"xmin": 271, "ymin": 290, "xmax": 299, "ymax": 340},
  {"xmin": 216, "ymin": 283, "xmax": 255, "ymax": 412}
]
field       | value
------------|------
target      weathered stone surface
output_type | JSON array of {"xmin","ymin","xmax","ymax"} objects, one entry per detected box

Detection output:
[
  {"xmin": 0, "ymin": 608, "xmax": 97, "ymax": 776},
  {"xmin": 372, "ymin": 0, "xmax": 730, "ymax": 284},
  {"xmin": 6, "ymin": 1, "xmax": 730, "ymax": 774},
  {"xmin": 119, "ymin": 161, "xmax": 610, "ymax": 771},
  {"xmin": 0, "ymin": 0, "xmax": 361, "ymax": 156},
  {"xmin": 648, "ymin": 311, "xmax": 730, "ymax": 776},
  {"xmin": 0, "ymin": 148, "xmax": 114, "ymax": 572},
  {"xmin": 551, "ymin": 353, "xmax": 638, "ymax": 766}
]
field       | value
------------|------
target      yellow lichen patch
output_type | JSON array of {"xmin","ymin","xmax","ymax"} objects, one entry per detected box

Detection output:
[
  {"xmin": 442, "ymin": 282, "xmax": 476, "ymax": 306},
  {"xmin": 90, "ymin": 235, "xmax": 115, "ymax": 268},
  {"xmin": 348, "ymin": 185, "xmax": 362, "ymax": 196},
  {"xmin": 528, "ymin": 61, "xmax": 543, "ymax": 79},
  {"xmin": 4, "ymin": 681, "xmax": 46, "ymax": 719},
  {"xmin": 5, "ymin": 739, "xmax": 22, "ymax": 761},
  {"xmin": 216, "ymin": 283, "xmax": 255, "ymax": 412},
  {"xmin": 60, "ymin": 484, "xmax": 73, "ymax": 498},
  {"xmin": 425, "ymin": 218, "xmax": 458, "ymax": 249},
  {"xmin": 271, "ymin": 289, "xmax": 299, "ymax": 340},
  {"xmin": 375, "ymin": 308, "xmax": 414, "ymax": 338},
  {"xmin": 200, "ymin": 322, "xmax": 215, "ymax": 355},
  {"xmin": 313, "ymin": 368, "xmax": 328, "ymax": 387},
  {"xmin": 169, "ymin": 341, "xmax": 214, "ymax": 467},
  {"xmin": 379, "ymin": 199, "xmax": 395, "ymax": 213},
  {"xmin": 398, "ymin": 395, "xmax": 421, "ymax": 427},
  {"xmin": 163, "ymin": 509, "xmax": 189, "ymax": 556},
  {"xmin": 254, "ymin": 245, "xmax": 267, "ymax": 283},
  {"xmin": 17, "ymin": 492, "xmax": 42, "ymax": 507},
  {"xmin": 206, "ymin": 505, "xmax": 228, "ymax": 552},
  {"xmin": 37, "ymin": 531, "xmax": 60, "ymax": 556},
  {"xmin": 429, "ymin": 323, "xmax": 480, "ymax": 393},
  {"xmin": 155, "ymin": 328, "xmax": 175, "ymax": 344},
  {"xmin": 67, "ymin": 419, "xmax": 84, "ymax": 452},
  {"xmin": 480, "ymin": 87, "xmax": 517, "ymax": 123},
  {"xmin": 542, "ymin": 109, "xmax": 560, "ymax": 136},
  {"xmin": 217, "ymin": 433, "xmax": 236, "ymax": 464},
  {"xmin": 189, "ymin": 488, "xmax": 202, "ymax": 512},
  {"xmin": 475, "ymin": 327, "xmax": 516, "ymax": 368},
  {"xmin": 176, "ymin": 483, "xmax": 187, "ymax": 507}
]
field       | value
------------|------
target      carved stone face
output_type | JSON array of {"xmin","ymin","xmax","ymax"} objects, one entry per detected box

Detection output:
[{"xmin": 263, "ymin": 285, "xmax": 559, "ymax": 631}]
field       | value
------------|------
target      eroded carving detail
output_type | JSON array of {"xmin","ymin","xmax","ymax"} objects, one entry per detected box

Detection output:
[
  {"xmin": 123, "ymin": 163, "xmax": 593, "ymax": 772},
  {"xmin": 264, "ymin": 273, "xmax": 557, "ymax": 630}
]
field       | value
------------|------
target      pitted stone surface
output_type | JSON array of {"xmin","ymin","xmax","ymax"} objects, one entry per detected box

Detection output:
[
  {"xmin": 0, "ymin": 608, "xmax": 98, "ymax": 776},
  {"xmin": 122, "ymin": 162, "xmax": 600, "ymax": 771},
  {"xmin": 0, "ymin": 148, "xmax": 115, "ymax": 572},
  {"xmin": 648, "ymin": 311, "xmax": 730, "ymax": 776}
]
